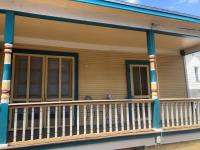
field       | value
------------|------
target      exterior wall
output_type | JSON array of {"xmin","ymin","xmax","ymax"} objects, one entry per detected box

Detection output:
[
  {"xmin": 185, "ymin": 53, "xmax": 200, "ymax": 98},
  {"xmin": 78, "ymin": 50, "xmax": 187, "ymax": 99},
  {"xmin": 9, "ymin": 48, "xmax": 187, "ymax": 100},
  {"xmin": 0, "ymin": 50, "xmax": 3, "ymax": 93},
  {"xmin": 157, "ymin": 55, "xmax": 187, "ymax": 98}
]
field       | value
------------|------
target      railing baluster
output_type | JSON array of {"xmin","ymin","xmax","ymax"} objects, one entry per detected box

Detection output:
[
  {"xmin": 84, "ymin": 105, "xmax": 87, "ymax": 134},
  {"xmin": 198, "ymin": 101, "xmax": 200, "ymax": 124},
  {"xmin": 97, "ymin": 104, "xmax": 100, "ymax": 133},
  {"xmin": 189, "ymin": 102, "xmax": 192, "ymax": 125},
  {"xmin": 13, "ymin": 108, "xmax": 18, "ymax": 142},
  {"xmin": 39, "ymin": 107, "xmax": 43, "ymax": 139},
  {"xmin": 115, "ymin": 104, "xmax": 118, "ymax": 132},
  {"xmin": 193, "ymin": 101, "xmax": 197, "ymax": 125},
  {"xmin": 47, "ymin": 107, "xmax": 50, "ymax": 139},
  {"xmin": 166, "ymin": 103, "xmax": 170, "ymax": 127},
  {"xmin": 161, "ymin": 103, "xmax": 165, "ymax": 127},
  {"xmin": 148, "ymin": 102, "xmax": 151, "ymax": 128},
  {"xmin": 22, "ymin": 108, "xmax": 26, "ymax": 141},
  {"xmin": 90, "ymin": 104, "xmax": 93, "ymax": 134},
  {"xmin": 120, "ymin": 103, "xmax": 124, "ymax": 131},
  {"xmin": 109, "ymin": 104, "xmax": 112, "ymax": 132},
  {"xmin": 126, "ymin": 103, "xmax": 130, "ymax": 130},
  {"xmin": 63, "ymin": 106, "xmax": 66, "ymax": 136},
  {"xmin": 31, "ymin": 107, "xmax": 34, "ymax": 140},
  {"xmin": 142, "ymin": 103, "xmax": 146, "ymax": 129},
  {"xmin": 77, "ymin": 105, "xmax": 79, "ymax": 135},
  {"xmin": 171, "ymin": 103, "xmax": 174, "ymax": 127},
  {"xmin": 180, "ymin": 103, "xmax": 184, "ymax": 126},
  {"xmin": 55, "ymin": 106, "xmax": 58, "ymax": 137},
  {"xmin": 132, "ymin": 103, "xmax": 135, "ymax": 130},
  {"xmin": 137, "ymin": 103, "xmax": 141, "ymax": 129},
  {"xmin": 175, "ymin": 102, "xmax": 179, "ymax": 126},
  {"xmin": 184, "ymin": 102, "xmax": 188, "ymax": 126},
  {"xmin": 103, "ymin": 104, "xmax": 106, "ymax": 132},
  {"xmin": 70, "ymin": 105, "xmax": 73, "ymax": 136}
]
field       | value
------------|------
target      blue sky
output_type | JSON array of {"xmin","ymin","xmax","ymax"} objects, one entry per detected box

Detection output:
[{"xmin": 124, "ymin": 0, "xmax": 200, "ymax": 16}]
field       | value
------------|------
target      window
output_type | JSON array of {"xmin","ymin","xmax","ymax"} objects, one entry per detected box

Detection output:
[
  {"xmin": 126, "ymin": 60, "xmax": 150, "ymax": 99},
  {"xmin": 12, "ymin": 53, "xmax": 74, "ymax": 102},
  {"xmin": 131, "ymin": 65, "xmax": 150, "ymax": 98},
  {"xmin": 194, "ymin": 66, "xmax": 200, "ymax": 82}
]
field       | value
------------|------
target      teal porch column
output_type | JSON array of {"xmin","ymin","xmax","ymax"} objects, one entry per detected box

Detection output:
[
  {"xmin": 146, "ymin": 30, "xmax": 160, "ymax": 129},
  {"xmin": 0, "ymin": 11, "xmax": 15, "ymax": 147}
]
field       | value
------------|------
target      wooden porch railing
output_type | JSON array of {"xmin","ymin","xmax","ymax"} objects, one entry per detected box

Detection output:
[
  {"xmin": 160, "ymin": 98, "xmax": 200, "ymax": 129},
  {"xmin": 8, "ymin": 99, "xmax": 153, "ymax": 145}
]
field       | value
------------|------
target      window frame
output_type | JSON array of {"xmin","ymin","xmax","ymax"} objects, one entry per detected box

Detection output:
[
  {"xmin": 11, "ymin": 49, "xmax": 78, "ymax": 103},
  {"xmin": 126, "ymin": 60, "xmax": 150, "ymax": 99},
  {"xmin": 194, "ymin": 66, "xmax": 200, "ymax": 82}
]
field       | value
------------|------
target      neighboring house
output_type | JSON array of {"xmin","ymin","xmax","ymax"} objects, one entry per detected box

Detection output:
[
  {"xmin": 0, "ymin": 0, "xmax": 200, "ymax": 150},
  {"xmin": 185, "ymin": 53, "xmax": 200, "ymax": 98}
]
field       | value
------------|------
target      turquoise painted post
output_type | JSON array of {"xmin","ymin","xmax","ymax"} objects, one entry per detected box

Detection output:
[
  {"xmin": 0, "ymin": 11, "xmax": 15, "ymax": 147},
  {"xmin": 146, "ymin": 30, "xmax": 160, "ymax": 129}
]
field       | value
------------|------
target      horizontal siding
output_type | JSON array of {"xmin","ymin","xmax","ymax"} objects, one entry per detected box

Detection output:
[
  {"xmin": 157, "ymin": 55, "xmax": 187, "ymax": 98},
  {"xmin": 1, "ymin": 47, "xmax": 187, "ymax": 100},
  {"xmin": 0, "ymin": 50, "xmax": 3, "ymax": 94},
  {"xmin": 78, "ymin": 50, "xmax": 147, "ymax": 100}
]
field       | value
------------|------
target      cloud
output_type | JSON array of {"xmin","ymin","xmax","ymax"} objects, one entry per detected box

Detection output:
[
  {"xmin": 177, "ymin": 0, "xmax": 199, "ymax": 4},
  {"xmin": 124, "ymin": 0, "xmax": 140, "ymax": 4}
]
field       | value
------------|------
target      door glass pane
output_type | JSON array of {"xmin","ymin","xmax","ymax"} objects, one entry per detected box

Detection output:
[
  {"xmin": 13, "ymin": 56, "xmax": 28, "ymax": 98},
  {"xmin": 132, "ymin": 66, "xmax": 141, "ymax": 96},
  {"xmin": 29, "ymin": 57, "xmax": 43, "ymax": 99},
  {"xmin": 140, "ymin": 67, "xmax": 149, "ymax": 95},
  {"xmin": 61, "ymin": 59, "xmax": 72, "ymax": 98},
  {"xmin": 47, "ymin": 58, "xmax": 59, "ymax": 98}
]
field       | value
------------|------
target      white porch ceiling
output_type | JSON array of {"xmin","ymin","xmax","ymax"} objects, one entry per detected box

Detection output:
[{"xmin": 0, "ymin": 13, "xmax": 200, "ymax": 55}]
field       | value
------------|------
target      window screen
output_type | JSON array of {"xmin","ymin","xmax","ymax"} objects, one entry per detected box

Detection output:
[
  {"xmin": 132, "ymin": 65, "xmax": 149, "ymax": 97},
  {"xmin": 13, "ymin": 56, "xmax": 28, "ymax": 98}
]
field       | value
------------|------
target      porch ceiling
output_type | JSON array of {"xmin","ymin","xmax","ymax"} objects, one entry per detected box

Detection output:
[{"xmin": 0, "ymin": 14, "xmax": 200, "ymax": 55}]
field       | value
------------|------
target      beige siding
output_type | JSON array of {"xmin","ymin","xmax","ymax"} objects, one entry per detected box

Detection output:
[
  {"xmin": 78, "ymin": 50, "xmax": 187, "ymax": 99},
  {"xmin": 78, "ymin": 50, "xmax": 147, "ymax": 100},
  {"xmin": 157, "ymin": 55, "xmax": 187, "ymax": 98},
  {"xmin": 8, "ymin": 47, "xmax": 187, "ymax": 100},
  {"xmin": 0, "ymin": 50, "xmax": 3, "ymax": 92}
]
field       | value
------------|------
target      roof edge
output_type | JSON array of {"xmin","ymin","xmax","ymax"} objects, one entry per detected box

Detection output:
[{"xmin": 74, "ymin": 0, "xmax": 200, "ymax": 24}]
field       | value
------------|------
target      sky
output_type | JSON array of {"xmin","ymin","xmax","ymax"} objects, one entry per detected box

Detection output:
[{"xmin": 124, "ymin": 0, "xmax": 200, "ymax": 17}]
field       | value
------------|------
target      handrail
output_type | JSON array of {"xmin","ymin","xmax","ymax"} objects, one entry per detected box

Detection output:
[
  {"xmin": 160, "ymin": 98, "xmax": 200, "ymax": 102},
  {"xmin": 9, "ymin": 99, "xmax": 153, "ymax": 108}
]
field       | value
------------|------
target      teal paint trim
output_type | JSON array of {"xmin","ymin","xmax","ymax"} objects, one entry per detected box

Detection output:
[
  {"xmin": 4, "ymin": 11, "xmax": 15, "ymax": 44},
  {"xmin": 125, "ymin": 60, "xmax": 149, "ymax": 99},
  {"xmin": 75, "ymin": 0, "xmax": 200, "ymax": 24},
  {"xmin": 146, "ymin": 30, "xmax": 160, "ymax": 128},
  {"xmin": 0, "ymin": 103, "xmax": 9, "ymax": 144},
  {"xmin": 153, "ymin": 99, "xmax": 160, "ymax": 128},
  {"xmin": 150, "ymin": 70, "xmax": 156, "ymax": 83},
  {"xmin": 0, "ymin": 10, "xmax": 200, "ymax": 39},
  {"xmin": 2, "ymin": 64, "xmax": 11, "ymax": 80},
  {"xmin": 146, "ymin": 30, "xmax": 156, "ymax": 55}
]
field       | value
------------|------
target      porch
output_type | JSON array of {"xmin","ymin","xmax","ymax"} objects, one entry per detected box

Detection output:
[
  {"xmin": 0, "ymin": 1, "xmax": 200, "ymax": 149},
  {"xmin": 7, "ymin": 98, "xmax": 200, "ymax": 149}
]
